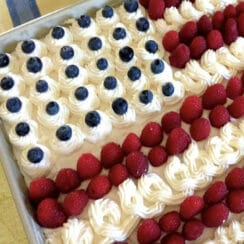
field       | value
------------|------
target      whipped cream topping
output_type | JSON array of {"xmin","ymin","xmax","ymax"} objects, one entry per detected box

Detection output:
[
  {"xmin": 229, "ymin": 37, "xmax": 244, "ymax": 62},
  {"xmin": 179, "ymin": 1, "xmax": 203, "ymax": 20},
  {"xmin": 164, "ymin": 7, "xmax": 187, "ymax": 29},
  {"xmin": 0, "ymin": 53, "xmax": 19, "ymax": 75},
  {"xmin": 194, "ymin": 0, "xmax": 215, "ymax": 14}
]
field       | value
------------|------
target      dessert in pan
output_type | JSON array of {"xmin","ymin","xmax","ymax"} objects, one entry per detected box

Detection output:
[{"xmin": 0, "ymin": 0, "xmax": 243, "ymax": 243}]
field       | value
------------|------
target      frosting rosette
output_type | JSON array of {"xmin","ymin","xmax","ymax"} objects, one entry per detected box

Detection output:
[{"xmin": 0, "ymin": 53, "xmax": 19, "ymax": 75}]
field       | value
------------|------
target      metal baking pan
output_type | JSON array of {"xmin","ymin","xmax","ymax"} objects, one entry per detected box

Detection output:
[{"xmin": 0, "ymin": 0, "xmax": 121, "ymax": 243}]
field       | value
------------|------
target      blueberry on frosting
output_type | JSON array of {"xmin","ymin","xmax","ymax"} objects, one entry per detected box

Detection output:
[
  {"xmin": 6, "ymin": 97, "xmax": 22, "ymax": 113},
  {"xmin": 27, "ymin": 57, "xmax": 43, "ymax": 73},
  {"xmin": 102, "ymin": 6, "xmax": 114, "ymax": 18},
  {"xmin": 119, "ymin": 46, "xmax": 134, "ymax": 62},
  {"xmin": 21, "ymin": 40, "xmax": 35, "ymax": 54},
  {"xmin": 78, "ymin": 15, "xmax": 91, "ymax": 28},
  {"xmin": 145, "ymin": 40, "xmax": 158, "ymax": 54},
  {"xmin": 162, "ymin": 82, "xmax": 174, "ymax": 96},
  {"xmin": 0, "ymin": 53, "xmax": 9, "ymax": 68},
  {"xmin": 124, "ymin": 0, "xmax": 138, "ymax": 13},
  {"xmin": 113, "ymin": 27, "xmax": 126, "ymax": 40},
  {"xmin": 27, "ymin": 147, "xmax": 44, "ymax": 163},
  {"xmin": 85, "ymin": 111, "xmax": 101, "ymax": 127},
  {"xmin": 136, "ymin": 17, "xmax": 150, "ymax": 32},
  {"xmin": 15, "ymin": 122, "xmax": 30, "ymax": 136},
  {"xmin": 51, "ymin": 26, "xmax": 65, "ymax": 39},
  {"xmin": 60, "ymin": 46, "xmax": 74, "ymax": 60},
  {"xmin": 104, "ymin": 76, "xmax": 117, "ymax": 90},
  {"xmin": 151, "ymin": 59, "xmax": 165, "ymax": 74},
  {"xmin": 88, "ymin": 37, "xmax": 102, "ymax": 51},
  {"xmin": 65, "ymin": 64, "xmax": 79, "ymax": 78},
  {"xmin": 46, "ymin": 101, "xmax": 60, "ymax": 115},
  {"xmin": 36, "ymin": 79, "xmax": 48, "ymax": 93},
  {"xmin": 75, "ymin": 86, "xmax": 89, "ymax": 101},
  {"xmin": 128, "ymin": 66, "xmax": 141, "ymax": 81},
  {"xmin": 139, "ymin": 90, "xmax": 153, "ymax": 104},
  {"xmin": 56, "ymin": 125, "xmax": 72, "ymax": 141},
  {"xmin": 1, "ymin": 76, "xmax": 14, "ymax": 90},
  {"xmin": 112, "ymin": 97, "xmax": 128, "ymax": 115},
  {"xmin": 96, "ymin": 58, "xmax": 108, "ymax": 70}
]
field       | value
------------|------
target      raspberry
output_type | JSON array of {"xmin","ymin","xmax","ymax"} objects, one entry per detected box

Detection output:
[
  {"xmin": 197, "ymin": 15, "xmax": 213, "ymax": 35},
  {"xmin": 226, "ymin": 190, "xmax": 244, "ymax": 213},
  {"xmin": 201, "ymin": 203, "xmax": 229, "ymax": 227},
  {"xmin": 37, "ymin": 198, "xmax": 67, "ymax": 228},
  {"xmin": 166, "ymin": 127, "xmax": 191, "ymax": 155},
  {"xmin": 148, "ymin": 0, "xmax": 165, "ymax": 20},
  {"xmin": 161, "ymin": 111, "xmax": 181, "ymax": 134},
  {"xmin": 203, "ymin": 181, "xmax": 228, "ymax": 205},
  {"xmin": 162, "ymin": 30, "xmax": 180, "ymax": 52},
  {"xmin": 202, "ymin": 84, "xmax": 227, "ymax": 110},
  {"xmin": 228, "ymin": 96, "xmax": 244, "ymax": 118},
  {"xmin": 148, "ymin": 146, "xmax": 168, "ymax": 167},
  {"xmin": 180, "ymin": 95, "xmax": 203, "ymax": 123},
  {"xmin": 160, "ymin": 233, "xmax": 185, "ymax": 244},
  {"xmin": 137, "ymin": 219, "xmax": 161, "ymax": 244},
  {"xmin": 108, "ymin": 164, "xmax": 129, "ymax": 186},
  {"xmin": 179, "ymin": 21, "xmax": 198, "ymax": 44},
  {"xmin": 86, "ymin": 175, "xmax": 111, "ymax": 199},
  {"xmin": 169, "ymin": 44, "xmax": 190, "ymax": 68},
  {"xmin": 206, "ymin": 30, "xmax": 224, "ymax": 50},
  {"xmin": 236, "ymin": 2, "xmax": 244, "ymax": 16},
  {"xmin": 223, "ymin": 18, "xmax": 238, "ymax": 45},
  {"xmin": 122, "ymin": 132, "xmax": 141, "ymax": 155},
  {"xmin": 237, "ymin": 13, "xmax": 244, "ymax": 37},
  {"xmin": 164, "ymin": 0, "xmax": 181, "ymax": 7},
  {"xmin": 77, "ymin": 153, "xmax": 102, "ymax": 180},
  {"xmin": 158, "ymin": 211, "xmax": 181, "ymax": 233},
  {"xmin": 55, "ymin": 168, "xmax": 81, "ymax": 193},
  {"xmin": 189, "ymin": 36, "xmax": 207, "ymax": 60},
  {"xmin": 113, "ymin": 242, "xmax": 128, "ymax": 244},
  {"xmin": 225, "ymin": 167, "xmax": 244, "ymax": 190},
  {"xmin": 140, "ymin": 122, "xmax": 163, "ymax": 147},
  {"xmin": 63, "ymin": 189, "xmax": 88, "ymax": 217},
  {"xmin": 139, "ymin": 0, "xmax": 150, "ymax": 8},
  {"xmin": 100, "ymin": 142, "xmax": 124, "ymax": 169},
  {"xmin": 226, "ymin": 76, "xmax": 243, "ymax": 99},
  {"xmin": 212, "ymin": 11, "xmax": 225, "ymax": 30},
  {"xmin": 182, "ymin": 219, "xmax": 204, "ymax": 241},
  {"xmin": 125, "ymin": 151, "xmax": 148, "ymax": 179},
  {"xmin": 223, "ymin": 4, "xmax": 236, "ymax": 18},
  {"xmin": 180, "ymin": 195, "xmax": 205, "ymax": 220},
  {"xmin": 190, "ymin": 117, "xmax": 210, "ymax": 141},
  {"xmin": 209, "ymin": 105, "xmax": 230, "ymax": 128},
  {"xmin": 29, "ymin": 177, "xmax": 58, "ymax": 204}
]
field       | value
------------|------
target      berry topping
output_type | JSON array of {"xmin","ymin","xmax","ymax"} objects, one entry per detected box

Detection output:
[
  {"xmin": 124, "ymin": 0, "xmax": 138, "ymax": 13},
  {"xmin": 126, "ymin": 151, "xmax": 148, "ymax": 178},
  {"xmin": 161, "ymin": 111, "xmax": 181, "ymax": 134},
  {"xmin": 136, "ymin": 17, "xmax": 150, "ymax": 32},
  {"xmin": 236, "ymin": 2, "xmax": 244, "ymax": 15},
  {"xmin": 60, "ymin": 46, "xmax": 74, "ymax": 60},
  {"xmin": 179, "ymin": 21, "xmax": 198, "ymax": 44},
  {"xmin": 101, "ymin": 142, "xmax": 124, "ymax": 169},
  {"xmin": 6, "ymin": 97, "xmax": 22, "ymax": 113},
  {"xmin": 139, "ymin": 90, "xmax": 153, "ymax": 104},
  {"xmin": 209, "ymin": 105, "xmax": 230, "ymax": 128},
  {"xmin": 223, "ymin": 18, "xmax": 238, "ymax": 45},
  {"xmin": 226, "ymin": 76, "xmax": 243, "ymax": 99},
  {"xmin": 159, "ymin": 211, "xmax": 181, "ymax": 233},
  {"xmin": 226, "ymin": 190, "xmax": 244, "ymax": 213},
  {"xmin": 201, "ymin": 203, "xmax": 229, "ymax": 227},
  {"xmin": 0, "ymin": 53, "xmax": 9, "ymax": 68},
  {"xmin": 162, "ymin": 82, "xmax": 174, "ymax": 96},
  {"xmin": 104, "ymin": 76, "xmax": 117, "ymax": 90},
  {"xmin": 0, "ymin": 76, "xmax": 14, "ymax": 90},
  {"xmin": 225, "ymin": 167, "xmax": 244, "ymax": 190},
  {"xmin": 26, "ymin": 57, "xmax": 43, "ymax": 73},
  {"xmin": 108, "ymin": 164, "xmax": 129, "ymax": 186},
  {"xmin": 15, "ymin": 122, "xmax": 30, "ymax": 136},
  {"xmin": 56, "ymin": 125, "xmax": 72, "ymax": 141},
  {"xmin": 190, "ymin": 118, "xmax": 211, "ymax": 141},
  {"xmin": 148, "ymin": 0, "xmax": 165, "ymax": 20},
  {"xmin": 63, "ymin": 189, "xmax": 88, "ymax": 216},
  {"xmin": 65, "ymin": 64, "xmax": 79, "ymax": 78},
  {"xmin": 197, "ymin": 15, "xmax": 213, "ymax": 35},
  {"xmin": 77, "ymin": 15, "xmax": 91, "ymax": 28},
  {"xmin": 77, "ymin": 153, "xmax": 102, "ymax": 180},
  {"xmin": 223, "ymin": 4, "xmax": 236, "ymax": 18},
  {"xmin": 237, "ymin": 13, "xmax": 244, "ymax": 36},
  {"xmin": 145, "ymin": 40, "xmax": 158, "ymax": 53},
  {"xmin": 160, "ymin": 233, "xmax": 185, "ymax": 244},
  {"xmin": 182, "ymin": 219, "xmax": 204, "ymax": 241},
  {"xmin": 85, "ymin": 111, "xmax": 101, "ymax": 127},
  {"xmin": 75, "ymin": 86, "xmax": 89, "ymax": 101},
  {"xmin": 46, "ymin": 101, "xmax": 59, "ymax": 115},
  {"xmin": 102, "ymin": 5, "xmax": 114, "ymax": 18},
  {"xmin": 112, "ymin": 97, "xmax": 128, "ymax": 115},
  {"xmin": 37, "ymin": 198, "xmax": 67, "ymax": 228},
  {"xmin": 119, "ymin": 46, "xmax": 134, "ymax": 62},
  {"xmin": 113, "ymin": 27, "xmax": 126, "ymax": 40},
  {"xmin": 148, "ymin": 146, "xmax": 168, "ymax": 167},
  {"xmin": 55, "ymin": 168, "xmax": 81, "ymax": 193},
  {"xmin": 86, "ymin": 175, "xmax": 111, "ymax": 199},
  {"xmin": 228, "ymin": 96, "xmax": 244, "ymax": 118},
  {"xmin": 169, "ymin": 44, "xmax": 190, "ymax": 68},
  {"xmin": 21, "ymin": 40, "xmax": 35, "ymax": 54},
  {"xmin": 212, "ymin": 11, "xmax": 225, "ymax": 30},
  {"xmin": 162, "ymin": 30, "xmax": 180, "ymax": 52},
  {"xmin": 164, "ymin": 0, "xmax": 181, "ymax": 7},
  {"xmin": 139, "ymin": 0, "xmax": 150, "ymax": 8},
  {"xmin": 189, "ymin": 36, "xmax": 207, "ymax": 60},
  {"xmin": 27, "ymin": 147, "xmax": 44, "ymax": 164},
  {"xmin": 122, "ymin": 132, "xmax": 142, "ymax": 155},
  {"xmin": 96, "ymin": 57, "xmax": 108, "ymax": 70},
  {"xmin": 128, "ymin": 66, "xmax": 141, "ymax": 81},
  {"xmin": 137, "ymin": 219, "xmax": 161, "ymax": 244},
  {"xmin": 51, "ymin": 26, "xmax": 65, "ymax": 39},
  {"xmin": 88, "ymin": 37, "xmax": 102, "ymax": 51},
  {"xmin": 151, "ymin": 59, "xmax": 164, "ymax": 74},
  {"xmin": 206, "ymin": 30, "xmax": 224, "ymax": 50},
  {"xmin": 36, "ymin": 79, "xmax": 48, "ymax": 93}
]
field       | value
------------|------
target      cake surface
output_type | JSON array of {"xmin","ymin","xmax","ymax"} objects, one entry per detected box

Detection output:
[{"xmin": 0, "ymin": 0, "xmax": 244, "ymax": 243}]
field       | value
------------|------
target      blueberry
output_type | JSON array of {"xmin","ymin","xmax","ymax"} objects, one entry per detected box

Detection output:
[
  {"xmin": 113, "ymin": 27, "xmax": 126, "ymax": 40},
  {"xmin": 26, "ymin": 57, "xmax": 43, "ymax": 73},
  {"xmin": 15, "ymin": 122, "xmax": 30, "ymax": 136},
  {"xmin": 96, "ymin": 58, "xmax": 108, "ymax": 70},
  {"xmin": 151, "ymin": 59, "xmax": 165, "ymax": 74},
  {"xmin": 136, "ymin": 17, "xmax": 150, "ymax": 32},
  {"xmin": 145, "ymin": 40, "xmax": 158, "ymax": 54},
  {"xmin": 119, "ymin": 46, "xmax": 134, "ymax": 63},
  {"xmin": 139, "ymin": 90, "xmax": 153, "ymax": 104},
  {"xmin": 21, "ymin": 40, "xmax": 35, "ymax": 54},
  {"xmin": 27, "ymin": 147, "xmax": 44, "ymax": 164},
  {"xmin": 36, "ymin": 80, "xmax": 48, "ymax": 93},
  {"xmin": 75, "ymin": 86, "xmax": 88, "ymax": 101},
  {"xmin": 51, "ymin": 26, "xmax": 65, "ymax": 39},
  {"xmin": 88, "ymin": 37, "xmax": 102, "ymax": 51},
  {"xmin": 6, "ymin": 97, "xmax": 22, "ymax": 113},
  {"xmin": 124, "ymin": 0, "xmax": 138, "ymax": 13},
  {"xmin": 112, "ymin": 97, "xmax": 128, "ymax": 115},
  {"xmin": 0, "ymin": 53, "xmax": 9, "ymax": 68},
  {"xmin": 85, "ymin": 111, "xmax": 101, "ymax": 127},
  {"xmin": 78, "ymin": 15, "xmax": 91, "ymax": 28},
  {"xmin": 56, "ymin": 125, "xmax": 72, "ymax": 141},
  {"xmin": 128, "ymin": 66, "xmax": 141, "ymax": 81},
  {"xmin": 46, "ymin": 101, "xmax": 59, "ymax": 115},
  {"xmin": 162, "ymin": 82, "xmax": 174, "ymax": 96},
  {"xmin": 104, "ymin": 76, "xmax": 117, "ymax": 90},
  {"xmin": 60, "ymin": 46, "xmax": 74, "ymax": 60},
  {"xmin": 1, "ymin": 76, "xmax": 14, "ymax": 90},
  {"xmin": 102, "ymin": 6, "xmax": 114, "ymax": 18},
  {"xmin": 65, "ymin": 64, "xmax": 79, "ymax": 78}
]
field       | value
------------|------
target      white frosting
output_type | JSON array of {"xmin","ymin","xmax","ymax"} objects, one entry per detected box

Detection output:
[
  {"xmin": 179, "ymin": 0, "xmax": 203, "ymax": 20},
  {"xmin": 164, "ymin": 7, "xmax": 187, "ymax": 28},
  {"xmin": 154, "ymin": 19, "xmax": 177, "ymax": 36},
  {"xmin": 195, "ymin": 0, "xmax": 215, "ymax": 14},
  {"xmin": 230, "ymin": 37, "xmax": 244, "ymax": 62},
  {"xmin": 0, "ymin": 53, "xmax": 19, "ymax": 75},
  {"xmin": 211, "ymin": 0, "xmax": 238, "ymax": 11},
  {"xmin": 116, "ymin": 3, "xmax": 145, "ymax": 21},
  {"xmin": 115, "ymin": 53, "xmax": 138, "ymax": 74}
]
